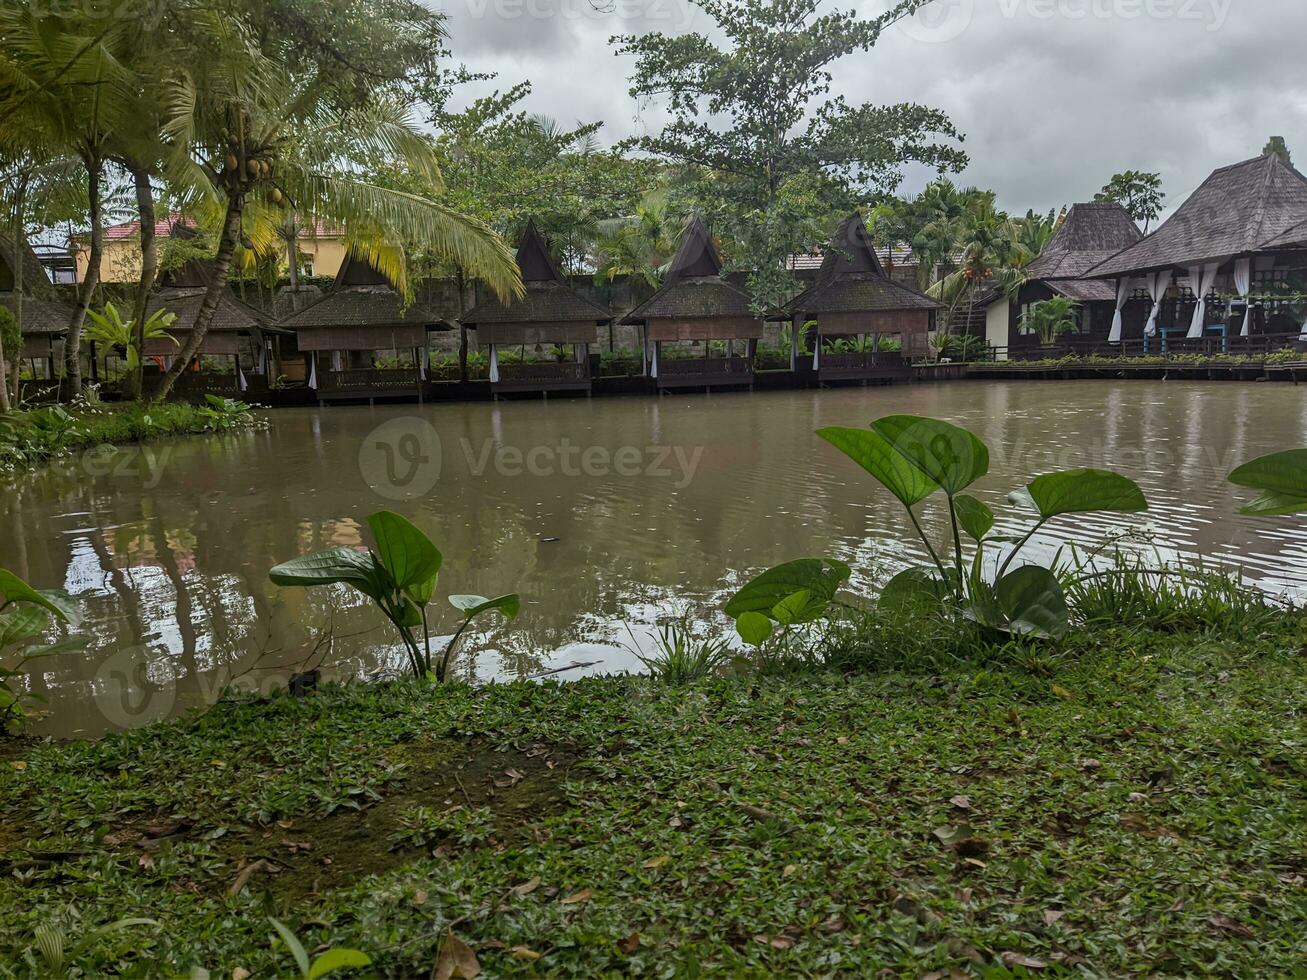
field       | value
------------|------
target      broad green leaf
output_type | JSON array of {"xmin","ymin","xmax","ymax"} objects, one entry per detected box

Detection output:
[
  {"xmin": 870, "ymin": 415, "xmax": 989, "ymax": 494},
  {"xmin": 269, "ymin": 549, "xmax": 390, "ymax": 602},
  {"xmin": 20, "ymin": 637, "xmax": 88, "ymax": 659},
  {"xmin": 0, "ymin": 607, "xmax": 48, "ymax": 648},
  {"xmin": 448, "ymin": 594, "xmax": 521, "ymax": 621},
  {"xmin": 1229, "ymin": 450, "xmax": 1307, "ymax": 516},
  {"xmin": 995, "ymin": 566, "xmax": 1068, "ymax": 639},
  {"xmin": 1025, "ymin": 469, "xmax": 1147, "ymax": 519},
  {"xmin": 1238, "ymin": 490, "xmax": 1307, "ymax": 517},
  {"xmin": 816, "ymin": 427, "xmax": 938, "ymax": 507},
  {"xmin": 395, "ymin": 597, "xmax": 423, "ymax": 628},
  {"xmin": 735, "ymin": 611, "xmax": 774, "ymax": 646},
  {"xmin": 723, "ymin": 558, "xmax": 852, "ymax": 620},
  {"xmin": 954, "ymin": 494, "xmax": 995, "ymax": 541},
  {"xmin": 307, "ymin": 948, "xmax": 372, "ymax": 979},
  {"xmin": 367, "ymin": 512, "xmax": 443, "ymax": 597},
  {"xmin": 879, "ymin": 567, "xmax": 948, "ymax": 616},
  {"xmin": 0, "ymin": 570, "xmax": 69, "ymax": 621},
  {"xmin": 770, "ymin": 589, "xmax": 828, "ymax": 625},
  {"xmin": 268, "ymin": 919, "xmax": 310, "ymax": 978}
]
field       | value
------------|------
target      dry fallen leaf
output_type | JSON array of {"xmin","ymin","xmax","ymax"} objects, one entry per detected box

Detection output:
[
  {"xmin": 642, "ymin": 855, "xmax": 669, "ymax": 869},
  {"xmin": 9, "ymin": 761, "xmax": 26, "ymax": 771},
  {"xmin": 1209, "ymin": 914, "xmax": 1255, "ymax": 939},
  {"xmin": 232, "ymin": 969, "xmax": 251, "ymax": 980},
  {"xmin": 949, "ymin": 795, "xmax": 972, "ymax": 810},
  {"xmin": 433, "ymin": 930, "xmax": 480, "ymax": 979},
  {"xmin": 510, "ymin": 876, "xmax": 541, "ymax": 896},
  {"xmin": 510, "ymin": 946, "xmax": 542, "ymax": 961},
  {"xmin": 1000, "ymin": 951, "xmax": 1047, "ymax": 969},
  {"xmin": 210, "ymin": 760, "xmax": 226, "ymax": 768},
  {"xmin": 617, "ymin": 932, "xmax": 640, "ymax": 954},
  {"xmin": 836, "ymin": 736, "xmax": 849, "ymax": 745},
  {"xmin": 411, "ymin": 889, "xmax": 428, "ymax": 907},
  {"xmin": 493, "ymin": 768, "xmax": 526, "ymax": 789},
  {"xmin": 1051, "ymin": 684, "xmax": 1073, "ymax": 700},
  {"xmin": 1043, "ymin": 909, "xmax": 1065, "ymax": 926},
  {"xmin": 560, "ymin": 888, "xmax": 593, "ymax": 905},
  {"xmin": 782, "ymin": 864, "xmax": 797, "ymax": 876}
]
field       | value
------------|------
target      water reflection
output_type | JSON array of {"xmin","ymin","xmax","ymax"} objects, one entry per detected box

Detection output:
[{"xmin": 5, "ymin": 380, "xmax": 1307, "ymax": 736}]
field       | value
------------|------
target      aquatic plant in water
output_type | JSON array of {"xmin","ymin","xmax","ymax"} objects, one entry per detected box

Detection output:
[{"xmin": 269, "ymin": 511, "xmax": 519, "ymax": 681}]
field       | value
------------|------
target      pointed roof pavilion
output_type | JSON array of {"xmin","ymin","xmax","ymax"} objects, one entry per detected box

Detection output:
[
  {"xmin": 1020, "ymin": 202, "xmax": 1142, "ymax": 302},
  {"xmin": 279, "ymin": 250, "xmax": 441, "ymax": 350},
  {"xmin": 786, "ymin": 213, "xmax": 939, "ymax": 317},
  {"xmin": 462, "ymin": 220, "xmax": 611, "ymax": 327},
  {"xmin": 147, "ymin": 257, "xmax": 274, "ymax": 335},
  {"xmin": 1086, "ymin": 154, "xmax": 1307, "ymax": 278},
  {"xmin": 621, "ymin": 216, "xmax": 756, "ymax": 324}
]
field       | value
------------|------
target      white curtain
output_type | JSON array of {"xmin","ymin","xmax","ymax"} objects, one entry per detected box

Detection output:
[
  {"xmin": 1234, "ymin": 258, "xmax": 1254, "ymax": 337},
  {"xmin": 307, "ymin": 352, "xmax": 317, "ymax": 390},
  {"xmin": 812, "ymin": 332, "xmax": 821, "ymax": 370},
  {"xmin": 1185, "ymin": 263, "xmax": 1220, "ymax": 339},
  {"xmin": 488, "ymin": 344, "xmax": 499, "ymax": 383},
  {"xmin": 650, "ymin": 341, "xmax": 659, "ymax": 379},
  {"xmin": 789, "ymin": 321, "xmax": 798, "ymax": 371},
  {"xmin": 416, "ymin": 346, "xmax": 427, "ymax": 379},
  {"xmin": 1144, "ymin": 270, "xmax": 1173, "ymax": 337},
  {"xmin": 236, "ymin": 360, "xmax": 247, "ymax": 392},
  {"xmin": 1109, "ymin": 278, "xmax": 1131, "ymax": 343}
]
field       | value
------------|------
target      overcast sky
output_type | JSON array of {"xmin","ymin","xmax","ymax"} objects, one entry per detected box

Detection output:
[{"xmin": 435, "ymin": 0, "xmax": 1307, "ymax": 219}]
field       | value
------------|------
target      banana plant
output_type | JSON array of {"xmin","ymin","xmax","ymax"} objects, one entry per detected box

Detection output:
[
  {"xmin": 84, "ymin": 302, "xmax": 178, "ymax": 371},
  {"xmin": 726, "ymin": 417, "xmax": 1147, "ymax": 642},
  {"xmin": 269, "ymin": 512, "xmax": 519, "ymax": 682}
]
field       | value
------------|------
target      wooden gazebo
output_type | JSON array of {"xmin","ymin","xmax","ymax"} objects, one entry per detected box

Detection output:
[
  {"xmin": 146, "ymin": 258, "xmax": 287, "ymax": 396},
  {"xmin": 621, "ymin": 216, "xmax": 763, "ymax": 391},
  {"xmin": 279, "ymin": 250, "xmax": 442, "ymax": 402},
  {"xmin": 984, "ymin": 202, "xmax": 1143, "ymax": 357},
  {"xmin": 0, "ymin": 234, "xmax": 73, "ymax": 389},
  {"xmin": 461, "ymin": 220, "xmax": 609, "ymax": 396},
  {"xmin": 784, "ymin": 213, "xmax": 936, "ymax": 382},
  {"xmin": 1085, "ymin": 154, "xmax": 1307, "ymax": 352}
]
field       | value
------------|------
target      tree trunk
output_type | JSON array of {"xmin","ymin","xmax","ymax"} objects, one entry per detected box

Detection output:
[
  {"xmin": 456, "ymin": 267, "xmax": 469, "ymax": 382},
  {"xmin": 151, "ymin": 191, "xmax": 245, "ymax": 402},
  {"xmin": 0, "ymin": 327, "xmax": 9, "ymax": 414},
  {"xmin": 126, "ymin": 166, "xmax": 159, "ymax": 401},
  {"xmin": 66, "ymin": 157, "xmax": 105, "ymax": 399}
]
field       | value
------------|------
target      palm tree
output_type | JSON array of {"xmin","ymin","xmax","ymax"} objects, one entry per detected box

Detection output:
[
  {"xmin": 0, "ymin": 4, "xmax": 143, "ymax": 396},
  {"xmin": 150, "ymin": 11, "xmax": 522, "ymax": 401}
]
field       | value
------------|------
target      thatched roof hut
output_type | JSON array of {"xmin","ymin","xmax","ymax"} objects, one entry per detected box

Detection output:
[
  {"xmin": 145, "ymin": 258, "xmax": 279, "ymax": 358},
  {"xmin": 0, "ymin": 233, "xmax": 74, "ymax": 354},
  {"xmin": 1023, "ymin": 203, "xmax": 1142, "ymax": 302},
  {"xmin": 621, "ymin": 216, "xmax": 758, "ymax": 329}
]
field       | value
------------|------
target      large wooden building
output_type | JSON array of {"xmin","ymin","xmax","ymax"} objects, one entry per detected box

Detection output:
[
  {"xmin": 621, "ymin": 216, "xmax": 763, "ymax": 391},
  {"xmin": 461, "ymin": 221, "xmax": 610, "ymax": 396},
  {"xmin": 984, "ymin": 202, "xmax": 1143, "ymax": 357},
  {"xmin": 1, "ymin": 234, "xmax": 73, "ymax": 386},
  {"xmin": 784, "ymin": 213, "xmax": 936, "ymax": 382},
  {"xmin": 1085, "ymin": 154, "xmax": 1307, "ymax": 351}
]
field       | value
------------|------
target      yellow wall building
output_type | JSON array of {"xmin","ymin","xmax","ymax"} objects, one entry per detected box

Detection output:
[{"xmin": 72, "ymin": 214, "xmax": 349, "ymax": 283}]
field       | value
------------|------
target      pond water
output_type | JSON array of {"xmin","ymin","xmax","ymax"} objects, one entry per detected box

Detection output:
[{"xmin": 6, "ymin": 380, "xmax": 1307, "ymax": 737}]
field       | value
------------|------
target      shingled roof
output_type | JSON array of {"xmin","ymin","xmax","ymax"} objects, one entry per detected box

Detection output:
[
  {"xmin": 1086, "ymin": 154, "xmax": 1307, "ymax": 278},
  {"xmin": 787, "ymin": 214, "xmax": 939, "ymax": 316},
  {"xmin": 146, "ymin": 258, "xmax": 276, "ymax": 334},
  {"xmin": 0, "ymin": 234, "xmax": 72, "ymax": 335},
  {"xmin": 621, "ymin": 216, "xmax": 756, "ymax": 324},
  {"xmin": 1024, "ymin": 203, "xmax": 1142, "ymax": 280},
  {"xmin": 279, "ymin": 251, "xmax": 440, "ymax": 329},
  {"xmin": 462, "ymin": 221, "xmax": 610, "ymax": 326}
]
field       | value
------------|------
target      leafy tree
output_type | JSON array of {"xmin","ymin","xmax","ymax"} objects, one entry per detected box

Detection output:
[
  {"xmin": 613, "ymin": 0, "xmax": 966, "ymax": 310},
  {"xmin": 0, "ymin": 305, "xmax": 17, "ymax": 412},
  {"xmin": 1263, "ymin": 136, "xmax": 1293, "ymax": 167},
  {"xmin": 1095, "ymin": 170, "xmax": 1164, "ymax": 233}
]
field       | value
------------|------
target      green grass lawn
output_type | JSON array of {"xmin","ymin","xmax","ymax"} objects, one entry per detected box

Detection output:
[{"xmin": 1, "ymin": 621, "xmax": 1304, "ymax": 977}]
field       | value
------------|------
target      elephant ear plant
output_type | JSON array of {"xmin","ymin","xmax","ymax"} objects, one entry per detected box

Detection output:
[
  {"xmin": 0, "ymin": 569, "xmax": 82, "ymax": 734},
  {"xmin": 727, "ymin": 416, "xmax": 1148, "ymax": 643},
  {"xmin": 269, "ymin": 512, "xmax": 519, "ymax": 682},
  {"xmin": 1228, "ymin": 449, "xmax": 1307, "ymax": 516}
]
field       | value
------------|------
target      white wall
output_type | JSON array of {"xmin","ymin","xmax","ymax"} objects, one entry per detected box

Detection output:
[{"xmin": 986, "ymin": 297, "xmax": 1010, "ymax": 360}]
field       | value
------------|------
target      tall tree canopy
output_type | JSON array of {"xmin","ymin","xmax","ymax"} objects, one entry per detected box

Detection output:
[
  {"xmin": 1095, "ymin": 170, "xmax": 1164, "ymax": 233},
  {"xmin": 1263, "ymin": 136, "xmax": 1293, "ymax": 167},
  {"xmin": 613, "ymin": 0, "xmax": 966, "ymax": 309}
]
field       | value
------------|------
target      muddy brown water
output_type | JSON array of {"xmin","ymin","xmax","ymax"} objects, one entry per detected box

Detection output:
[{"xmin": 5, "ymin": 380, "xmax": 1307, "ymax": 737}]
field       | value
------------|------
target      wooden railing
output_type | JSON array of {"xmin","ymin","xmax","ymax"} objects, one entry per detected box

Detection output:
[
  {"xmin": 174, "ymin": 372, "xmax": 242, "ymax": 395},
  {"xmin": 995, "ymin": 332, "xmax": 1307, "ymax": 362},
  {"xmin": 496, "ymin": 361, "xmax": 589, "ymax": 383},
  {"xmin": 658, "ymin": 356, "xmax": 754, "ymax": 379},
  {"xmin": 820, "ymin": 351, "xmax": 905, "ymax": 370},
  {"xmin": 321, "ymin": 367, "xmax": 420, "ymax": 389}
]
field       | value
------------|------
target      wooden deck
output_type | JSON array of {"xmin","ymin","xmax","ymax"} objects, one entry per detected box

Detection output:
[
  {"xmin": 492, "ymin": 361, "xmax": 591, "ymax": 395},
  {"xmin": 818, "ymin": 352, "xmax": 912, "ymax": 385},
  {"xmin": 317, "ymin": 368, "xmax": 423, "ymax": 402},
  {"xmin": 655, "ymin": 356, "xmax": 754, "ymax": 390}
]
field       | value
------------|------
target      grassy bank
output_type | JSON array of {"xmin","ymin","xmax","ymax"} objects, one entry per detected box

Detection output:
[
  {"xmin": 0, "ymin": 397, "xmax": 261, "ymax": 470},
  {"xmin": 2, "ymin": 611, "xmax": 1303, "ymax": 976}
]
